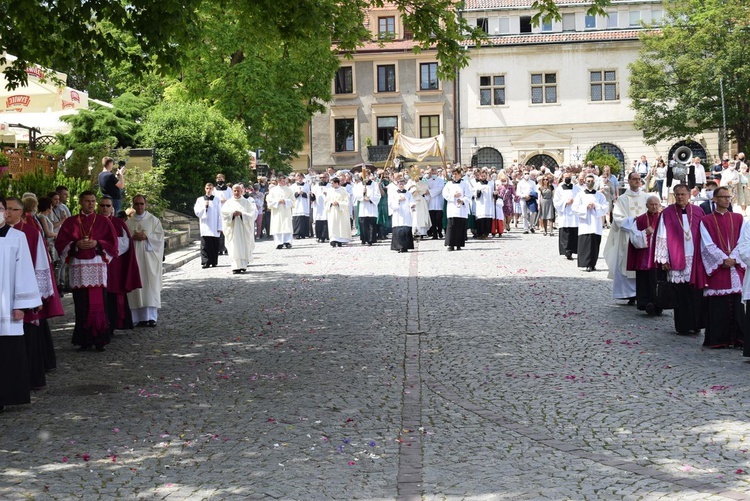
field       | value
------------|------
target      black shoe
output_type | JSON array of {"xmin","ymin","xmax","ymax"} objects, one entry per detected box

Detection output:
[
  {"xmin": 330, "ymin": 242, "xmax": 336, "ymax": 247},
  {"xmin": 276, "ymin": 245, "xmax": 283, "ymax": 250},
  {"xmin": 627, "ymin": 298, "xmax": 636, "ymax": 306},
  {"xmin": 585, "ymin": 266, "xmax": 596, "ymax": 272},
  {"xmin": 211, "ymin": 264, "xmax": 217, "ymax": 268},
  {"xmin": 147, "ymin": 320, "xmax": 157, "ymax": 327},
  {"xmin": 366, "ymin": 242, "xmax": 372, "ymax": 246},
  {"xmin": 284, "ymin": 243, "xmax": 292, "ymax": 249},
  {"xmin": 447, "ymin": 246, "xmax": 455, "ymax": 251},
  {"xmin": 523, "ymin": 231, "xmax": 529, "ymax": 234},
  {"xmin": 432, "ymin": 235, "xmax": 439, "ymax": 240},
  {"xmin": 456, "ymin": 247, "xmax": 462, "ymax": 250},
  {"xmin": 564, "ymin": 251, "xmax": 573, "ymax": 260},
  {"xmin": 645, "ymin": 303, "xmax": 655, "ymax": 315},
  {"xmin": 202, "ymin": 264, "xmax": 209, "ymax": 269},
  {"xmin": 232, "ymin": 270, "xmax": 240, "ymax": 274},
  {"xmin": 77, "ymin": 345, "xmax": 91, "ymax": 352},
  {"xmin": 530, "ymin": 228, "xmax": 535, "ymax": 234},
  {"xmin": 240, "ymin": 269, "xmax": 246, "ymax": 274},
  {"xmin": 95, "ymin": 345, "xmax": 106, "ymax": 352}
]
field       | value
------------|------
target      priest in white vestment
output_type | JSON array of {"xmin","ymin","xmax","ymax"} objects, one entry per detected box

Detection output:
[
  {"xmin": 603, "ymin": 171, "xmax": 650, "ymax": 300},
  {"xmin": 407, "ymin": 176, "xmax": 431, "ymax": 237},
  {"xmin": 0, "ymin": 201, "xmax": 42, "ymax": 409},
  {"xmin": 127, "ymin": 195, "xmax": 164, "ymax": 327},
  {"xmin": 267, "ymin": 175, "xmax": 294, "ymax": 249},
  {"xmin": 222, "ymin": 184, "xmax": 257, "ymax": 274},
  {"xmin": 325, "ymin": 177, "xmax": 352, "ymax": 247}
]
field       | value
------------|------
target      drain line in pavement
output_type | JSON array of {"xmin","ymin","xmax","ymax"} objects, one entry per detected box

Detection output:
[{"xmin": 397, "ymin": 248, "xmax": 424, "ymax": 500}]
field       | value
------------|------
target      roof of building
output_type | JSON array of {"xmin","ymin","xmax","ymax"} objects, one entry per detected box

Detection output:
[
  {"xmin": 463, "ymin": 0, "xmax": 660, "ymax": 10},
  {"xmin": 464, "ymin": 29, "xmax": 643, "ymax": 46}
]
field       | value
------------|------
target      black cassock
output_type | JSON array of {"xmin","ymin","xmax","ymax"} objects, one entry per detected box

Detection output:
[
  {"xmin": 391, "ymin": 226, "xmax": 414, "ymax": 251},
  {"xmin": 577, "ymin": 233, "xmax": 601, "ymax": 268},
  {"xmin": 445, "ymin": 218, "xmax": 468, "ymax": 248},
  {"xmin": 558, "ymin": 227, "xmax": 578, "ymax": 255}
]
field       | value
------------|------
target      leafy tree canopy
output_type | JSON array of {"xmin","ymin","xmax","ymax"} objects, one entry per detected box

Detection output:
[
  {"xmin": 2, "ymin": 0, "xmax": 611, "ymax": 90},
  {"xmin": 138, "ymin": 100, "xmax": 250, "ymax": 213},
  {"xmin": 629, "ymin": 0, "xmax": 750, "ymax": 153}
]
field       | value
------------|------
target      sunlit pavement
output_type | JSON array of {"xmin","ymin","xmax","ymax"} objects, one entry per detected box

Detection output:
[{"xmin": 2, "ymin": 230, "xmax": 750, "ymax": 500}]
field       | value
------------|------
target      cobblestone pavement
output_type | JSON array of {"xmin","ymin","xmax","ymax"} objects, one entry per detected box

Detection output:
[{"xmin": 2, "ymin": 228, "xmax": 750, "ymax": 500}]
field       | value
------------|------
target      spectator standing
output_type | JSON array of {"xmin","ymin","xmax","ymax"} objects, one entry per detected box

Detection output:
[{"xmin": 98, "ymin": 157, "xmax": 125, "ymax": 213}]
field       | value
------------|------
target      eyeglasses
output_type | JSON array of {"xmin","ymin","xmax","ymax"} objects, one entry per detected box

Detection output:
[{"xmin": 99, "ymin": 204, "xmax": 112, "ymax": 207}]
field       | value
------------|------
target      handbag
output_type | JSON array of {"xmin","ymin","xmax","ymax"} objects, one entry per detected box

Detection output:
[{"xmin": 655, "ymin": 278, "xmax": 677, "ymax": 310}]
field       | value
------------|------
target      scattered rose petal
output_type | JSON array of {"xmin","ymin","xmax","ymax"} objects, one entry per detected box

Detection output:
[{"xmin": 61, "ymin": 456, "xmax": 68, "ymax": 463}]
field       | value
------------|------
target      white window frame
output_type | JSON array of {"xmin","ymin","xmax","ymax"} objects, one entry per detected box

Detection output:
[
  {"xmin": 562, "ymin": 13, "xmax": 576, "ymax": 32},
  {"xmin": 589, "ymin": 69, "xmax": 619, "ymax": 102},
  {"xmin": 584, "ymin": 14, "xmax": 596, "ymax": 30},
  {"xmin": 479, "ymin": 74, "xmax": 506, "ymax": 107},
  {"xmin": 530, "ymin": 72, "xmax": 557, "ymax": 105}
]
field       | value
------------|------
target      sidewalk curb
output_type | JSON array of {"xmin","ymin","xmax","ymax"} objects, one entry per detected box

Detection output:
[{"xmin": 163, "ymin": 241, "xmax": 201, "ymax": 274}]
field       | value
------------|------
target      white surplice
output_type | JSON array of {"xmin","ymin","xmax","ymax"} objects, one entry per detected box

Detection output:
[
  {"xmin": 427, "ymin": 176, "xmax": 445, "ymax": 211},
  {"xmin": 442, "ymin": 180, "xmax": 471, "ymax": 219},
  {"xmin": 473, "ymin": 180, "xmax": 495, "ymax": 220},
  {"xmin": 311, "ymin": 183, "xmax": 329, "ymax": 221},
  {"xmin": 572, "ymin": 190, "xmax": 608, "ymax": 235},
  {"xmin": 292, "ymin": 182, "xmax": 311, "ymax": 217},
  {"xmin": 0, "ymin": 226, "xmax": 42, "ymax": 336},
  {"xmin": 222, "ymin": 196, "xmax": 257, "ymax": 269},
  {"xmin": 127, "ymin": 212, "xmax": 164, "ymax": 322},
  {"xmin": 407, "ymin": 179, "xmax": 431, "ymax": 234},
  {"xmin": 553, "ymin": 184, "xmax": 581, "ymax": 228},
  {"xmin": 194, "ymin": 196, "xmax": 223, "ymax": 237},
  {"xmin": 267, "ymin": 185, "xmax": 294, "ymax": 244},
  {"xmin": 389, "ymin": 190, "xmax": 415, "ymax": 227},
  {"xmin": 353, "ymin": 182, "xmax": 381, "ymax": 218}
]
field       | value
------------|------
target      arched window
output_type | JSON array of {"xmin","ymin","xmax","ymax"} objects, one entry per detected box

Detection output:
[
  {"xmin": 668, "ymin": 140, "xmax": 707, "ymax": 162},
  {"xmin": 590, "ymin": 142, "xmax": 625, "ymax": 167},
  {"xmin": 526, "ymin": 154, "xmax": 559, "ymax": 172},
  {"xmin": 471, "ymin": 147, "xmax": 503, "ymax": 170}
]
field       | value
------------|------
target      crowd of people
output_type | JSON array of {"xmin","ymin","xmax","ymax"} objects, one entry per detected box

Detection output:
[{"xmin": 0, "ymin": 157, "xmax": 164, "ymax": 412}]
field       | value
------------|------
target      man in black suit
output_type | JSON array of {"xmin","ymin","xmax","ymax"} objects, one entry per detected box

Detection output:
[{"xmin": 699, "ymin": 180, "xmax": 733, "ymax": 214}]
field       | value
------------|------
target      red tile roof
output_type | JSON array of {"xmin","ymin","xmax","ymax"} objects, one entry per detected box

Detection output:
[
  {"xmin": 464, "ymin": 29, "xmax": 643, "ymax": 46},
  {"xmin": 464, "ymin": 0, "xmax": 658, "ymax": 10}
]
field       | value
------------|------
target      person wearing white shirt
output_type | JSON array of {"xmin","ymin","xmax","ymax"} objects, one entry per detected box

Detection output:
[
  {"xmin": 426, "ymin": 167, "xmax": 445, "ymax": 239},
  {"xmin": 354, "ymin": 172, "xmax": 381, "ymax": 246},
  {"xmin": 442, "ymin": 168, "xmax": 472, "ymax": 251},
  {"xmin": 572, "ymin": 174, "xmax": 609, "ymax": 271},
  {"xmin": 194, "ymin": 183, "xmax": 223, "ymax": 268}
]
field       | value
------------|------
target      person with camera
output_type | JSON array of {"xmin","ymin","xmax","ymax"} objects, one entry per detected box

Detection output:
[{"xmin": 98, "ymin": 157, "xmax": 125, "ymax": 213}]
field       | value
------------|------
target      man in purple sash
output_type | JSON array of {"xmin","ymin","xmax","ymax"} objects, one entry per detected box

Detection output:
[
  {"xmin": 653, "ymin": 184, "xmax": 707, "ymax": 334},
  {"xmin": 98, "ymin": 196, "xmax": 142, "ymax": 336},
  {"xmin": 627, "ymin": 195, "xmax": 661, "ymax": 315},
  {"xmin": 699, "ymin": 186, "xmax": 746, "ymax": 347}
]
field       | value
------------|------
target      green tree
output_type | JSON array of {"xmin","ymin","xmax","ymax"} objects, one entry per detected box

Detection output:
[
  {"xmin": 629, "ymin": 0, "xmax": 750, "ymax": 153},
  {"xmin": 2, "ymin": 0, "xmax": 611, "ymax": 91},
  {"xmin": 585, "ymin": 147, "xmax": 623, "ymax": 176},
  {"xmin": 138, "ymin": 101, "xmax": 250, "ymax": 214}
]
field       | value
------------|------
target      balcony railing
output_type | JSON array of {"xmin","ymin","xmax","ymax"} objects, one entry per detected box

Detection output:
[{"xmin": 367, "ymin": 145, "xmax": 393, "ymax": 163}]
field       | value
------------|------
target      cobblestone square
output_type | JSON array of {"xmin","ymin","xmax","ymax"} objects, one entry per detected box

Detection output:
[{"xmin": 2, "ymin": 231, "xmax": 750, "ymax": 500}]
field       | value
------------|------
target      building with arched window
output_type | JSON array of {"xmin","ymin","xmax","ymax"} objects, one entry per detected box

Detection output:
[{"xmin": 457, "ymin": 0, "xmax": 720, "ymax": 170}]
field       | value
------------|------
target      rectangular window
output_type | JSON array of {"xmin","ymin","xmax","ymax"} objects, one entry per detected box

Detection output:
[
  {"xmin": 377, "ymin": 116, "xmax": 398, "ymax": 145},
  {"xmin": 334, "ymin": 119, "xmax": 355, "ymax": 152},
  {"xmin": 477, "ymin": 18, "xmax": 488, "ymax": 33},
  {"xmin": 629, "ymin": 11, "xmax": 641, "ymax": 26},
  {"xmin": 520, "ymin": 16, "xmax": 532, "ymax": 33},
  {"xmin": 584, "ymin": 15, "xmax": 596, "ymax": 29},
  {"xmin": 606, "ymin": 12, "xmax": 618, "ymax": 28},
  {"xmin": 419, "ymin": 115, "xmax": 439, "ymax": 138},
  {"xmin": 479, "ymin": 75, "xmax": 506, "ymax": 106},
  {"xmin": 498, "ymin": 17, "xmax": 510, "ymax": 34},
  {"xmin": 377, "ymin": 64, "xmax": 396, "ymax": 92},
  {"xmin": 590, "ymin": 70, "xmax": 618, "ymax": 101},
  {"xmin": 531, "ymin": 73, "xmax": 557, "ymax": 104},
  {"xmin": 651, "ymin": 9, "xmax": 663, "ymax": 24},
  {"xmin": 378, "ymin": 16, "xmax": 395, "ymax": 37},
  {"xmin": 562, "ymin": 13, "xmax": 575, "ymax": 31},
  {"xmin": 334, "ymin": 66, "xmax": 353, "ymax": 94},
  {"xmin": 541, "ymin": 19, "xmax": 553, "ymax": 32},
  {"xmin": 420, "ymin": 63, "xmax": 439, "ymax": 90}
]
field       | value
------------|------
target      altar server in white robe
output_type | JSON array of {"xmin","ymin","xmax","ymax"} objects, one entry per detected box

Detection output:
[
  {"xmin": 426, "ymin": 167, "xmax": 445, "ymax": 239},
  {"xmin": 0, "ymin": 197, "xmax": 42, "ymax": 410},
  {"xmin": 267, "ymin": 175, "xmax": 294, "ymax": 249},
  {"xmin": 311, "ymin": 172, "xmax": 329, "ymax": 242},
  {"xmin": 603, "ymin": 171, "xmax": 649, "ymax": 301},
  {"xmin": 572, "ymin": 174, "xmax": 609, "ymax": 271},
  {"xmin": 222, "ymin": 184, "xmax": 257, "ymax": 274},
  {"xmin": 354, "ymin": 171, "xmax": 381, "ymax": 245},
  {"xmin": 472, "ymin": 169, "xmax": 495, "ymax": 239},
  {"xmin": 325, "ymin": 177, "xmax": 352, "ymax": 247},
  {"xmin": 389, "ymin": 178, "xmax": 416, "ymax": 252},
  {"xmin": 291, "ymin": 172, "xmax": 311, "ymax": 239},
  {"xmin": 127, "ymin": 195, "xmax": 164, "ymax": 327},
  {"xmin": 442, "ymin": 168, "xmax": 472, "ymax": 251},
  {"xmin": 194, "ymin": 183, "xmax": 223, "ymax": 269},
  {"xmin": 554, "ymin": 174, "xmax": 581, "ymax": 260}
]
